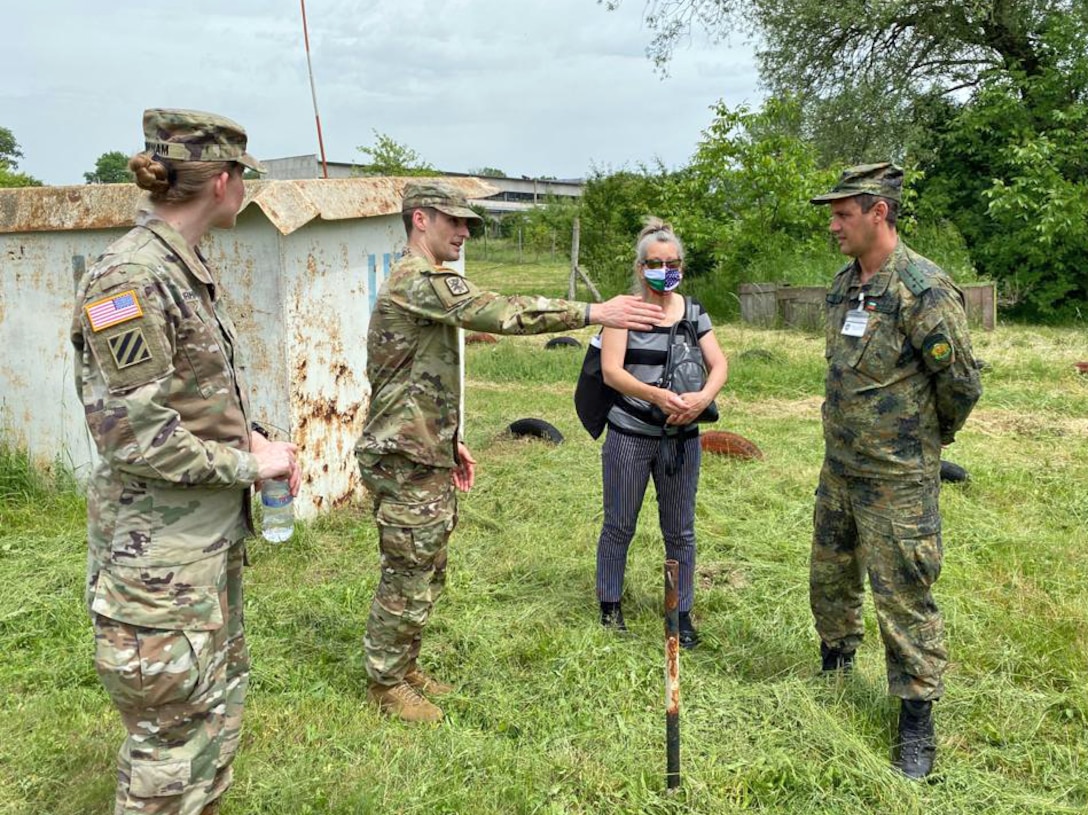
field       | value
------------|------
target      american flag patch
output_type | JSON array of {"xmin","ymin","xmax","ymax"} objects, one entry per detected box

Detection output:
[{"xmin": 85, "ymin": 290, "xmax": 143, "ymax": 332}]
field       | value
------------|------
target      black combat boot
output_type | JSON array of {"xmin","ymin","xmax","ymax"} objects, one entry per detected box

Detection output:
[
  {"xmin": 820, "ymin": 641, "xmax": 856, "ymax": 673},
  {"xmin": 600, "ymin": 601, "xmax": 627, "ymax": 631},
  {"xmin": 678, "ymin": 611, "xmax": 700, "ymax": 649},
  {"xmin": 894, "ymin": 699, "xmax": 936, "ymax": 779}
]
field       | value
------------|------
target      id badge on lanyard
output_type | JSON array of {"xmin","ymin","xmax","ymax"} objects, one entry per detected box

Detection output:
[{"xmin": 840, "ymin": 291, "xmax": 869, "ymax": 338}]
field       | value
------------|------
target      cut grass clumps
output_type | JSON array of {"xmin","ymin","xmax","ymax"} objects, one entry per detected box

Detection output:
[{"xmin": 4, "ymin": 262, "xmax": 1088, "ymax": 813}]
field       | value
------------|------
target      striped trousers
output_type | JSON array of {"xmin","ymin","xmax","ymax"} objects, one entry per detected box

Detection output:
[{"xmin": 596, "ymin": 428, "xmax": 701, "ymax": 612}]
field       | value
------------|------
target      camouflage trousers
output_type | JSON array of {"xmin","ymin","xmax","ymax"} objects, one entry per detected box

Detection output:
[
  {"xmin": 92, "ymin": 541, "xmax": 249, "ymax": 815},
  {"xmin": 810, "ymin": 465, "xmax": 947, "ymax": 700},
  {"xmin": 358, "ymin": 452, "xmax": 456, "ymax": 686}
]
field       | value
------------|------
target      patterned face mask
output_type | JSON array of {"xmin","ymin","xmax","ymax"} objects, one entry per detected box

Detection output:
[{"xmin": 644, "ymin": 267, "xmax": 683, "ymax": 292}]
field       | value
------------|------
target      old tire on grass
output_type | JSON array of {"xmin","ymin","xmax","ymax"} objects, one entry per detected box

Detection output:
[
  {"xmin": 544, "ymin": 336, "xmax": 582, "ymax": 350},
  {"xmin": 939, "ymin": 460, "xmax": 969, "ymax": 483},
  {"xmin": 507, "ymin": 418, "xmax": 564, "ymax": 445},
  {"xmin": 700, "ymin": 431, "xmax": 763, "ymax": 461}
]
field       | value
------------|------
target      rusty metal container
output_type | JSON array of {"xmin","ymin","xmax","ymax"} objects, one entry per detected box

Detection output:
[{"xmin": 0, "ymin": 176, "xmax": 496, "ymax": 518}]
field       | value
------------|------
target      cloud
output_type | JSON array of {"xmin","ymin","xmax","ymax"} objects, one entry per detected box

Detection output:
[{"xmin": 4, "ymin": 0, "xmax": 760, "ymax": 184}]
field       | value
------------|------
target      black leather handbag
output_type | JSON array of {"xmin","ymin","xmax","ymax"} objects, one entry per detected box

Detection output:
[{"xmin": 648, "ymin": 298, "xmax": 719, "ymax": 426}]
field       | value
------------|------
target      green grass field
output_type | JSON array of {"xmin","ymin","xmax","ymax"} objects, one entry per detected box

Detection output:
[{"xmin": 2, "ymin": 261, "xmax": 1088, "ymax": 813}]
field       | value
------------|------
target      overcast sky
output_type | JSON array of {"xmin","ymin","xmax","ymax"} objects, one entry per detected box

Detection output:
[{"xmin": 5, "ymin": 1, "xmax": 761, "ymax": 186}]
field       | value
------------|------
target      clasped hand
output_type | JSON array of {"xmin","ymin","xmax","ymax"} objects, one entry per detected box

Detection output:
[{"xmin": 657, "ymin": 389, "xmax": 711, "ymax": 426}]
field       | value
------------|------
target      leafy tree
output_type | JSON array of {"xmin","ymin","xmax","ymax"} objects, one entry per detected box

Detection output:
[
  {"xmin": 84, "ymin": 151, "xmax": 132, "ymax": 184},
  {"xmin": 671, "ymin": 96, "xmax": 835, "ymax": 282},
  {"xmin": 506, "ymin": 196, "xmax": 579, "ymax": 259},
  {"xmin": 354, "ymin": 130, "xmax": 435, "ymax": 176},
  {"xmin": 0, "ymin": 166, "xmax": 42, "ymax": 188},
  {"xmin": 469, "ymin": 166, "xmax": 506, "ymax": 178},
  {"xmin": 609, "ymin": 0, "xmax": 1088, "ymax": 317},
  {"xmin": 605, "ymin": 0, "xmax": 1087, "ymax": 163},
  {"xmin": 0, "ymin": 126, "xmax": 41, "ymax": 187},
  {"xmin": 915, "ymin": 57, "xmax": 1088, "ymax": 318},
  {"xmin": 607, "ymin": 0, "xmax": 1078, "ymax": 90},
  {"xmin": 579, "ymin": 165, "xmax": 669, "ymax": 294},
  {"xmin": 0, "ymin": 126, "xmax": 24, "ymax": 169}
]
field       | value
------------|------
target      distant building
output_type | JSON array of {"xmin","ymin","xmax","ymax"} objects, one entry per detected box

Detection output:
[{"xmin": 261, "ymin": 154, "xmax": 583, "ymax": 216}]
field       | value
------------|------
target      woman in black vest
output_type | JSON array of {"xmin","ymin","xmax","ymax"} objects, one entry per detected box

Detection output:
[{"xmin": 595, "ymin": 218, "xmax": 728, "ymax": 647}]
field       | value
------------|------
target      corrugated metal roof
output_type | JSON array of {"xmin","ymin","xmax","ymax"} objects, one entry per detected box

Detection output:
[{"xmin": 0, "ymin": 176, "xmax": 499, "ymax": 237}]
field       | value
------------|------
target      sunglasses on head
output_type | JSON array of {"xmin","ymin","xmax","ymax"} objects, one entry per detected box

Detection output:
[{"xmin": 642, "ymin": 258, "xmax": 682, "ymax": 271}]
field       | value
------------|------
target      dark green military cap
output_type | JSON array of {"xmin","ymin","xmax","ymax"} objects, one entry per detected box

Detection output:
[
  {"xmin": 402, "ymin": 182, "xmax": 481, "ymax": 221},
  {"xmin": 810, "ymin": 162, "xmax": 903, "ymax": 204},
  {"xmin": 142, "ymin": 108, "xmax": 264, "ymax": 173}
]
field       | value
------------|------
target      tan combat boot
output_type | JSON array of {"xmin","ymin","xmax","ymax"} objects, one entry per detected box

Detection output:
[
  {"xmin": 367, "ymin": 681, "xmax": 443, "ymax": 723},
  {"xmin": 405, "ymin": 667, "xmax": 454, "ymax": 696}
]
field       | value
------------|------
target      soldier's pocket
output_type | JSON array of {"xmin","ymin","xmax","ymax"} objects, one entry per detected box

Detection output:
[
  {"xmin": 95, "ymin": 624, "xmax": 205, "ymax": 709},
  {"xmin": 176, "ymin": 315, "xmax": 230, "ymax": 399},
  {"xmin": 892, "ymin": 516, "xmax": 943, "ymax": 588},
  {"xmin": 376, "ymin": 495, "xmax": 455, "ymax": 568},
  {"xmin": 129, "ymin": 756, "xmax": 191, "ymax": 799},
  {"xmin": 850, "ymin": 314, "xmax": 895, "ymax": 381}
]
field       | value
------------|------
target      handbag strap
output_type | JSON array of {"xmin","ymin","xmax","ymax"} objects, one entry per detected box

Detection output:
[
  {"xmin": 659, "ymin": 297, "xmax": 701, "ymax": 387},
  {"xmin": 659, "ymin": 306, "xmax": 682, "ymax": 386},
  {"xmin": 676, "ymin": 296, "xmax": 700, "ymax": 348}
]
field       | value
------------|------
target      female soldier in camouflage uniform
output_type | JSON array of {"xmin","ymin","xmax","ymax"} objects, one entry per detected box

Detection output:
[{"xmin": 71, "ymin": 109, "xmax": 298, "ymax": 815}]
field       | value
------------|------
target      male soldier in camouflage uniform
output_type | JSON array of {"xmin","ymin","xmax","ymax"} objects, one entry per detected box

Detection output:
[
  {"xmin": 71, "ymin": 109, "xmax": 298, "ymax": 815},
  {"xmin": 356, "ymin": 183, "xmax": 665, "ymax": 722},
  {"xmin": 809, "ymin": 163, "xmax": 982, "ymax": 778}
]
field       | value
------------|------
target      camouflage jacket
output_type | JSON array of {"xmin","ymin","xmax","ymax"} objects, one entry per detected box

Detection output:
[
  {"xmin": 71, "ymin": 214, "xmax": 259, "ymax": 630},
  {"xmin": 357, "ymin": 250, "xmax": 588, "ymax": 468},
  {"xmin": 822, "ymin": 241, "xmax": 982, "ymax": 479}
]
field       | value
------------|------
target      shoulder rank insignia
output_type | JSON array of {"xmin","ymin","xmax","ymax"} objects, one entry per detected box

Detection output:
[
  {"xmin": 446, "ymin": 276, "xmax": 470, "ymax": 297},
  {"xmin": 898, "ymin": 263, "xmax": 933, "ymax": 296},
  {"xmin": 85, "ymin": 289, "xmax": 143, "ymax": 332}
]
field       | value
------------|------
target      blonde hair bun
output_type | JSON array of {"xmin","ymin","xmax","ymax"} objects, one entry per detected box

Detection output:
[{"xmin": 638, "ymin": 217, "xmax": 674, "ymax": 240}]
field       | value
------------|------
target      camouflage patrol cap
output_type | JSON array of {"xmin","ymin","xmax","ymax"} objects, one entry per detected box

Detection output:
[
  {"xmin": 142, "ymin": 108, "xmax": 264, "ymax": 173},
  {"xmin": 402, "ymin": 183, "xmax": 482, "ymax": 221},
  {"xmin": 810, "ymin": 162, "xmax": 903, "ymax": 204}
]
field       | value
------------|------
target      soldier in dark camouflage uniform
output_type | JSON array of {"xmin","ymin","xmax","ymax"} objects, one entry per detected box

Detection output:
[
  {"xmin": 356, "ymin": 183, "xmax": 665, "ymax": 722},
  {"xmin": 809, "ymin": 163, "xmax": 982, "ymax": 779},
  {"xmin": 71, "ymin": 109, "xmax": 299, "ymax": 815}
]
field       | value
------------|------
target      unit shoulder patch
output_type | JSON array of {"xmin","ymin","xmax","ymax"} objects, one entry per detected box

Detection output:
[
  {"xmin": 108, "ymin": 327, "xmax": 153, "ymax": 370},
  {"xmin": 88, "ymin": 313, "xmax": 171, "ymax": 393},
  {"xmin": 429, "ymin": 272, "xmax": 476, "ymax": 310},
  {"xmin": 923, "ymin": 333, "xmax": 954, "ymax": 369}
]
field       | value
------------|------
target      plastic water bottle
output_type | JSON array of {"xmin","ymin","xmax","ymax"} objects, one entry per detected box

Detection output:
[{"xmin": 260, "ymin": 478, "xmax": 294, "ymax": 543}]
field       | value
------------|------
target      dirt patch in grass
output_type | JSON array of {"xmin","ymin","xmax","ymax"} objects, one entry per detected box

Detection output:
[
  {"xmin": 698, "ymin": 562, "xmax": 750, "ymax": 591},
  {"xmin": 968, "ymin": 408, "xmax": 1088, "ymax": 439},
  {"xmin": 718, "ymin": 394, "xmax": 824, "ymax": 421}
]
